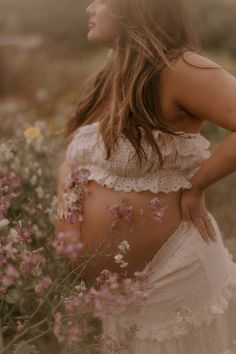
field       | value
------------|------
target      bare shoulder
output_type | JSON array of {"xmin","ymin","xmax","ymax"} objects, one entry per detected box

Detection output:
[
  {"xmin": 162, "ymin": 50, "xmax": 223, "ymax": 84},
  {"xmin": 173, "ymin": 50, "xmax": 222, "ymax": 70},
  {"xmin": 160, "ymin": 51, "xmax": 223, "ymax": 100},
  {"xmin": 161, "ymin": 50, "xmax": 236, "ymax": 130}
]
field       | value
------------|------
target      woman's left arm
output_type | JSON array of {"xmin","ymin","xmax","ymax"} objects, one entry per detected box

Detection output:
[{"xmin": 169, "ymin": 52, "xmax": 236, "ymax": 243}]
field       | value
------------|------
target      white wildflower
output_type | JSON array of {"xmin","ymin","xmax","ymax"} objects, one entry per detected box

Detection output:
[
  {"xmin": 0, "ymin": 144, "xmax": 13, "ymax": 161},
  {"xmin": 35, "ymin": 88, "xmax": 49, "ymax": 103},
  {"xmin": 0, "ymin": 218, "xmax": 9, "ymax": 229},
  {"xmin": 37, "ymin": 168, "xmax": 42, "ymax": 176},
  {"xmin": 33, "ymin": 264, "xmax": 42, "ymax": 277},
  {"xmin": 114, "ymin": 252, "xmax": 129, "ymax": 268},
  {"xmin": 33, "ymin": 136, "xmax": 45, "ymax": 152},
  {"xmin": 32, "ymin": 224, "xmax": 43, "ymax": 239},
  {"xmin": 75, "ymin": 280, "xmax": 86, "ymax": 292},
  {"xmin": 118, "ymin": 240, "xmax": 130, "ymax": 254},
  {"xmin": 4, "ymin": 242, "xmax": 18, "ymax": 259},
  {"xmin": 23, "ymin": 167, "xmax": 30, "ymax": 178},
  {"xmin": 30, "ymin": 175, "xmax": 37, "ymax": 186},
  {"xmin": 120, "ymin": 261, "xmax": 128, "ymax": 268},
  {"xmin": 8, "ymin": 228, "xmax": 19, "ymax": 242},
  {"xmin": 36, "ymin": 186, "xmax": 44, "ymax": 199},
  {"xmin": 114, "ymin": 254, "xmax": 124, "ymax": 263},
  {"xmin": 64, "ymin": 190, "xmax": 78, "ymax": 208},
  {"xmin": 45, "ymin": 196, "xmax": 58, "ymax": 218},
  {"xmin": 10, "ymin": 158, "xmax": 21, "ymax": 170}
]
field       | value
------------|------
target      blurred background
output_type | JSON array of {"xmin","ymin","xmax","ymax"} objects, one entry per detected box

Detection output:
[{"xmin": 0, "ymin": 0, "xmax": 235, "ymax": 255}]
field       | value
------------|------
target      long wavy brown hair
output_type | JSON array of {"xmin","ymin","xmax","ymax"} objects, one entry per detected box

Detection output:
[{"xmin": 64, "ymin": 0, "xmax": 222, "ymax": 168}]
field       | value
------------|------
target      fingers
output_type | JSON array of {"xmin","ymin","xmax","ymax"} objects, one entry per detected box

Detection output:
[
  {"xmin": 180, "ymin": 191, "xmax": 217, "ymax": 244},
  {"xmin": 204, "ymin": 215, "xmax": 217, "ymax": 242},
  {"xmin": 193, "ymin": 215, "xmax": 217, "ymax": 244},
  {"xmin": 194, "ymin": 217, "xmax": 209, "ymax": 244},
  {"xmin": 181, "ymin": 206, "xmax": 191, "ymax": 226},
  {"xmin": 181, "ymin": 206, "xmax": 217, "ymax": 244}
]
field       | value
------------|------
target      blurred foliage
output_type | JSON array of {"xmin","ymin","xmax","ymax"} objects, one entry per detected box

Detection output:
[
  {"xmin": 0, "ymin": 0, "xmax": 236, "ymax": 54},
  {"xmin": 0, "ymin": 0, "xmax": 89, "ymax": 51},
  {"xmin": 189, "ymin": 0, "xmax": 236, "ymax": 54}
]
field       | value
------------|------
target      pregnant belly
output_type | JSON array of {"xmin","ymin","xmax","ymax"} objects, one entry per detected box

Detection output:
[{"xmin": 56, "ymin": 180, "xmax": 183, "ymax": 286}]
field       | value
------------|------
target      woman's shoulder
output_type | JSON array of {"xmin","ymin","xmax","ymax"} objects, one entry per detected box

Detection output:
[
  {"xmin": 161, "ymin": 50, "xmax": 222, "ymax": 88},
  {"xmin": 167, "ymin": 50, "xmax": 222, "ymax": 73},
  {"xmin": 160, "ymin": 50, "xmax": 225, "ymax": 125}
]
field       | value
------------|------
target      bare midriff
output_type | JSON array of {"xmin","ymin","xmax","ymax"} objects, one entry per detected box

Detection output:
[{"xmin": 56, "ymin": 178, "xmax": 183, "ymax": 286}]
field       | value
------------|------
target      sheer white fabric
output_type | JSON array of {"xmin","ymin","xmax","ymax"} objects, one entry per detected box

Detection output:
[
  {"xmin": 101, "ymin": 214, "xmax": 236, "ymax": 354},
  {"xmin": 64, "ymin": 122, "xmax": 236, "ymax": 353},
  {"xmin": 66, "ymin": 122, "xmax": 211, "ymax": 193}
]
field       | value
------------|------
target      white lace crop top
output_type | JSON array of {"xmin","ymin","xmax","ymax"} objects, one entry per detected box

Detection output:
[{"xmin": 65, "ymin": 122, "xmax": 211, "ymax": 194}]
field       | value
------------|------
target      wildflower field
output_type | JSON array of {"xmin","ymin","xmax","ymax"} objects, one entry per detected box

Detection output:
[
  {"xmin": 0, "ymin": 0, "xmax": 236, "ymax": 350},
  {"xmin": 0, "ymin": 93, "xmax": 169, "ymax": 353},
  {"xmin": 0, "ymin": 72, "xmax": 236, "ymax": 352},
  {"xmin": 0, "ymin": 9, "xmax": 236, "ymax": 347}
]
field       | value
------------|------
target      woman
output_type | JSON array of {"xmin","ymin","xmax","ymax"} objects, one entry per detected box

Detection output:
[{"xmin": 56, "ymin": 0, "xmax": 236, "ymax": 352}]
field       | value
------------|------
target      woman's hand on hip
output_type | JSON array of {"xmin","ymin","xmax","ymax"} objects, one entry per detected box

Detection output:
[{"xmin": 179, "ymin": 187, "xmax": 217, "ymax": 244}]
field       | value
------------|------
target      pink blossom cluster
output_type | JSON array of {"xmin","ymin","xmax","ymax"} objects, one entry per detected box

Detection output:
[
  {"xmin": 106, "ymin": 196, "xmax": 165, "ymax": 234},
  {"xmin": 15, "ymin": 224, "xmax": 35, "ymax": 244},
  {"xmin": 91, "ymin": 269, "xmax": 152, "ymax": 319},
  {"xmin": 52, "ymin": 268, "xmax": 152, "ymax": 348},
  {"xmin": 0, "ymin": 173, "xmax": 50, "ymax": 297},
  {"xmin": 148, "ymin": 196, "xmax": 166, "ymax": 221},
  {"xmin": 1, "ymin": 264, "xmax": 20, "ymax": 287},
  {"xmin": 63, "ymin": 167, "xmax": 91, "ymax": 224},
  {"xmin": 53, "ymin": 312, "xmax": 82, "ymax": 346},
  {"xmin": 0, "ymin": 165, "xmax": 166, "ymax": 351},
  {"xmin": 53, "ymin": 293, "xmax": 94, "ymax": 347},
  {"xmin": 51, "ymin": 230, "xmax": 83, "ymax": 259},
  {"xmin": 107, "ymin": 202, "xmax": 134, "ymax": 232},
  {"xmin": 19, "ymin": 248, "xmax": 46, "ymax": 276},
  {"xmin": 34, "ymin": 275, "xmax": 53, "ymax": 295},
  {"xmin": 0, "ymin": 222, "xmax": 48, "ymax": 294},
  {"xmin": 0, "ymin": 171, "xmax": 21, "ymax": 219}
]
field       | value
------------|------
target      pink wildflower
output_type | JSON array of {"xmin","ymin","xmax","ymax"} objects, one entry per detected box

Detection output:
[
  {"xmin": 67, "ymin": 320, "xmax": 81, "ymax": 346},
  {"xmin": 53, "ymin": 311, "xmax": 65, "ymax": 343},
  {"xmin": 16, "ymin": 320, "xmax": 25, "ymax": 332},
  {"xmin": 34, "ymin": 276, "xmax": 53, "ymax": 296},
  {"xmin": 1, "ymin": 264, "xmax": 20, "ymax": 287},
  {"xmin": 52, "ymin": 231, "xmax": 83, "ymax": 258},
  {"xmin": 122, "ymin": 206, "xmax": 134, "ymax": 223}
]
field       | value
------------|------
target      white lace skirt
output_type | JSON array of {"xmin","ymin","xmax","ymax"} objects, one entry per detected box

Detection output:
[{"xmin": 101, "ymin": 211, "xmax": 236, "ymax": 354}]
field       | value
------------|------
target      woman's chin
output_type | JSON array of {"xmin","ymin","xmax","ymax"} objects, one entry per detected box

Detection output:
[
  {"xmin": 87, "ymin": 30, "xmax": 99, "ymax": 42},
  {"xmin": 87, "ymin": 32, "xmax": 109, "ymax": 46}
]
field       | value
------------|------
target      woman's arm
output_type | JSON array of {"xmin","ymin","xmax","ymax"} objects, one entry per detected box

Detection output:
[
  {"xmin": 169, "ymin": 52, "xmax": 236, "ymax": 242},
  {"xmin": 189, "ymin": 132, "xmax": 236, "ymax": 191},
  {"xmin": 172, "ymin": 52, "xmax": 236, "ymax": 189}
]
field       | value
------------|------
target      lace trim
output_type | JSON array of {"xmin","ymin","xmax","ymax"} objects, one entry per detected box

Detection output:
[
  {"xmin": 119, "ymin": 261, "xmax": 236, "ymax": 341},
  {"xmin": 80, "ymin": 165, "xmax": 199, "ymax": 193}
]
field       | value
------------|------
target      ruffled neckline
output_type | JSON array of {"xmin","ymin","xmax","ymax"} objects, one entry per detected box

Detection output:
[{"xmin": 66, "ymin": 120, "xmax": 211, "ymax": 193}]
